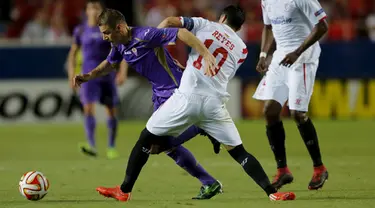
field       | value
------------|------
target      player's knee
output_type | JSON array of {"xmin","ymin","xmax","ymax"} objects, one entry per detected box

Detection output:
[
  {"xmin": 84, "ymin": 104, "xmax": 95, "ymax": 116},
  {"xmin": 223, "ymin": 144, "xmax": 236, "ymax": 151},
  {"xmin": 139, "ymin": 128, "xmax": 170, "ymax": 153},
  {"xmin": 105, "ymin": 106, "xmax": 117, "ymax": 118},
  {"xmin": 263, "ymin": 100, "xmax": 282, "ymax": 123},
  {"xmin": 290, "ymin": 110, "xmax": 308, "ymax": 124},
  {"xmin": 227, "ymin": 144, "xmax": 247, "ymax": 163}
]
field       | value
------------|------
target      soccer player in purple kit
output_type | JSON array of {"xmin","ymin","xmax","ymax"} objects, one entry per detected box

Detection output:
[
  {"xmin": 67, "ymin": 0, "xmax": 127, "ymax": 159},
  {"xmin": 73, "ymin": 8, "xmax": 223, "ymax": 199}
]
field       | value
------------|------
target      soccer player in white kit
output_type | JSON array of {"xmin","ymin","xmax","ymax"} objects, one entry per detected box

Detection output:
[
  {"xmin": 253, "ymin": 0, "xmax": 329, "ymax": 190},
  {"xmin": 96, "ymin": 5, "xmax": 294, "ymax": 201}
]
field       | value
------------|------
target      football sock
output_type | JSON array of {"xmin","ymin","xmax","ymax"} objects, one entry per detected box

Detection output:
[
  {"xmin": 120, "ymin": 128, "xmax": 166, "ymax": 193},
  {"xmin": 266, "ymin": 121, "xmax": 287, "ymax": 168},
  {"xmin": 228, "ymin": 145, "xmax": 277, "ymax": 196},
  {"xmin": 167, "ymin": 145, "xmax": 216, "ymax": 186},
  {"xmin": 107, "ymin": 118, "xmax": 118, "ymax": 148},
  {"xmin": 84, "ymin": 115, "xmax": 96, "ymax": 148},
  {"xmin": 297, "ymin": 118, "xmax": 323, "ymax": 167}
]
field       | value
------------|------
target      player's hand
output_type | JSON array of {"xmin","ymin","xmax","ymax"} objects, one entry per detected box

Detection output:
[
  {"xmin": 203, "ymin": 53, "xmax": 217, "ymax": 77},
  {"xmin": 116, "ymin": 74, "xmax": 126, "ymax": 86},
  {"xmin": 73, "ymin": 74, "xmax": 90, "ymax": 88},
  {"xmin": 173, "ymin": 58, "xmax": 185, "ymax": 71},
  {"xmin": 256, "ymin": 57, "xmax": 268, "ymax": 74},
  {"xmin": 279, "ymin": 51, "xmax": 300, "ymax": 67}
]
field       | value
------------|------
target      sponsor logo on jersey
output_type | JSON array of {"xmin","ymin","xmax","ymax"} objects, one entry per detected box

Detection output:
[
  {"xmin": 270, "ymin": 16, "xmax": 292, "ymax": 25},
  {"xmin": 132, "ymin": 48, "xmax": 138, "ymax": 56}
]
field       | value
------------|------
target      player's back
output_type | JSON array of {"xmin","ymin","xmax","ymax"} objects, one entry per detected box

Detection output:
[{"xmin": 179, "ymin": 18, "xmax": 247, "ymax": 99}]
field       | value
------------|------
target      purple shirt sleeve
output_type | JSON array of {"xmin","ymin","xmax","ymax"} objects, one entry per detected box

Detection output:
[
  {"xmin": 145, "ymin": 27, "xmax": 179, "ymax": 48},
  {"xmin": 72, "ymin": 26, "xmax": 82, "ymax": 46},
  {"xmin": 106, "ymin": 45, "xmax": 123, "ymax": 65}
]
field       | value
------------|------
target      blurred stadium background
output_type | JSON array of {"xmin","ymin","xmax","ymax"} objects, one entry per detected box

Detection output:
[{"xmin": 0, "ymin": 0, "xmax": 374, "ymax": 207}]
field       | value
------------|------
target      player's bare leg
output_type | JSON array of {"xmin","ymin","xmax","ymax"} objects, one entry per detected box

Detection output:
[
  {"xmin": 263, "ymin": 100, "xmax": 294, "ymax": 190},
  {"xmin": 223, "ymin": 144, "xmax": 295, "ymax": 201},
  {"xmin": 80, "ymin": 103, "xmax": 97, "ymax": 157},
  {"xmin": 290, "ymin": 110, "xmax": 328, "ymax": 190},
  {"xmin": 105, "ymin": 106, "xmax": 119, "ymax": 159}
]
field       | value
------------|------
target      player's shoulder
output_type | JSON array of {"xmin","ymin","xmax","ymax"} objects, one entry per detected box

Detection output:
[
  {"xmin": 230, "ymin": 33, "xmax": 247, "ymax": 56},
  {"xmin": 195, "ymin": 17, "xmax": 216, "ymax": 27},
  {"xmin": 73, "ymin": 23, "xmax": 85, "ymax": 36},
  {"xmin": 132, "ymin": 26, "xmax": 160, "ymax": 40}
]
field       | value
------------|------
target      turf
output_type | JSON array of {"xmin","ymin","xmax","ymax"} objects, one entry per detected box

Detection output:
[{"xmin": 0, "ymin": 120, "xmax": 374, "ymax": 208}]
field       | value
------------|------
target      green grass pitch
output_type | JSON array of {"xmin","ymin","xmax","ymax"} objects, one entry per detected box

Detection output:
[{"xmin": 0, "ymin": 120, "xmax": 374, "ymax": 208}]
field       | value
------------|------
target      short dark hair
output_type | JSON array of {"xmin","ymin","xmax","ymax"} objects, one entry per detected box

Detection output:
[
  {"xmin": 86, "ymin": 0, "xmax": 105, "ymax": 8},
  {"xmin": 221, "ymin": 5, "xmax": 245, "ymax": 30},
  {"xmin": 97, "ymin": 9, "xmax": 126, "ymax": 28}
]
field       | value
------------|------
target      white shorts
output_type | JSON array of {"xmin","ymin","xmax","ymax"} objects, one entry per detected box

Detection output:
[
  {"xmin": 146, "ymin": 90, "xmax": 242, "ymax": 146},
  {"xmin": 253, "ymin": 58, "xmax": 319, "ymax": 112}
]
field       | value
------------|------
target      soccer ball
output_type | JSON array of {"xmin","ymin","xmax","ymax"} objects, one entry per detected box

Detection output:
[{"xmin": 19, "ymin": 171, "xmax": 50, "ymax": 201}]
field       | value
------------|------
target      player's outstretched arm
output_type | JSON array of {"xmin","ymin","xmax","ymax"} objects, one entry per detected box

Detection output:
[
  {"xmin": 116, "ymin": 60, "xmax": 128, "ymax": 85},
  {"xmin": 294, "ymin": 20, "xmax": 328, "ymax": 56},
  {"xmin": 177, "ymin": 28, "xmax": 217, "ymax": 76},
  {"xmin": 87, "ymin": 60, "xmax": 114, "ymax": 79},
  {"xmin": 73, "ymin": 60, "xmax": 114, "ymax": 87},
  {"xmin": 157, "ymin": 17, "xmax": 182, "ymax": 28}
]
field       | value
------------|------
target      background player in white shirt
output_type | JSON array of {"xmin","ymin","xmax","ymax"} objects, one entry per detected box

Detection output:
[
  {"xmin": 95, "ymin": 5, "xmax": 296, "ymax": 202},
  {"xmin": 253, "ymin": 0, "xmax": 329, "ymax": 190}
]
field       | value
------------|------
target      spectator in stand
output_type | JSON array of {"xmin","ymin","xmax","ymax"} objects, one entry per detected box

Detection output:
[
  {"xmin": 177, "ymin": 0, "xmax": 201, "ymax": 17},
  {"xmin": 46, "ymin": 14, "xmax": 70, "ymax": 43},
  {"xmin": 145, "ymin": 0, "xmax": 176, "ymax": 27},
  {"xmin": 366, "ymin": 4, "xmax": 375, "ymax": 41},
  {"xmin": 20, "ymin": 8, "xmax": 49, "ymax": 42}
]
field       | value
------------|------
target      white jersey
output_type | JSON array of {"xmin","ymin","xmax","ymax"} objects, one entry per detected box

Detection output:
[
  {"xmin": 178, "ymin": 17, "xmax": 248, "ymax": 99},
  {"xmin": 261, "ymin": 0, "xmax": 327, "ymax": 63}
]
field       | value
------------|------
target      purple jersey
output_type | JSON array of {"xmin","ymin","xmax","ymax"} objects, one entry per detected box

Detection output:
[
  {"xmin": 106, "ymin": 27, "xmax": 182, "ymax": 99},
  {"xmin": 73, "ymin": 23, "xmax": 115, "ymax": 81}
]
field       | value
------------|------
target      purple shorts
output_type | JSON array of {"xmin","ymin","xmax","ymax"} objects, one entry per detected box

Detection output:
[
  {"xmin": 152, "ymin": 96, "xmax": 169, "ymax": 112},
  {"xmin": 80, "ymin": 79, "xmax": 119, "ymax": 107}
]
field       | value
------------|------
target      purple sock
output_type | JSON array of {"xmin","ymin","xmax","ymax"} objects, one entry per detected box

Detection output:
[
  {"xmin": 167, "ymin": 145, "xmax": 216, "ymax": 186},
  {"xmin": 84, "ymin": 115, "xmax": 96, "ymax": 147},
  {"xmin": 171, "ymin": 125, "xmax": 202, "ymax": 147},
  {"xmin": 107, "ymin": 118, "xmax": 118, "ymax": 148}
]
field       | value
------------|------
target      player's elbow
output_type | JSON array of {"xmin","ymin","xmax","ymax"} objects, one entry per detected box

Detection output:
[
  {"xmin": 317, "ymin": 20, "xmax": 329, "ymax": 34},
  {"xmin": 160, "ymin": 17, "xmax": 182, "ymax": 28}
]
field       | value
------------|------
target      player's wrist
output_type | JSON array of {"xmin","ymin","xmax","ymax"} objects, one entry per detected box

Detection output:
[
  {"xmin": 259, "ymin": 52, "xmax": 267, "ymax": 58},
  {"xmin": 85, "ymin": 73, "xmax": 93, "ymax": 80},
  {"xmin": 294, "ymin": 48, "xmax": 303, "ymax": 56}
]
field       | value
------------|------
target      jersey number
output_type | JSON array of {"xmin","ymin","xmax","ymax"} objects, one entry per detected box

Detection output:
[{"xmin": 193, "ymin": 39, "xmax": 228, "ymax": 74}]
